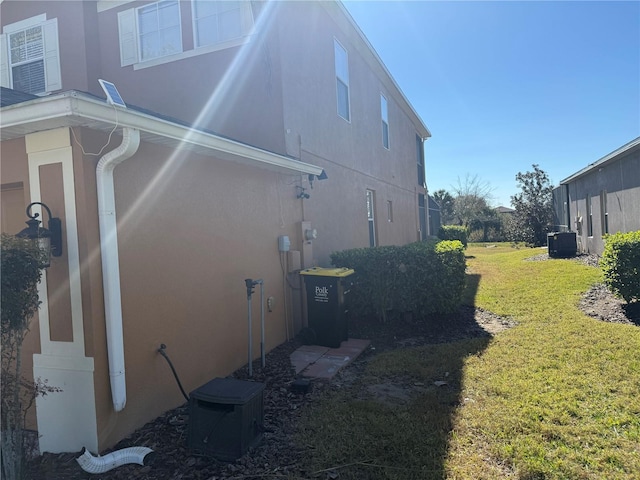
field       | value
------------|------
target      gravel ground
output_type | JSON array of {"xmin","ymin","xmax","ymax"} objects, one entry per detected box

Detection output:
[{"xmin": 25, "ymin": 254, "xmax": 637, "ymax": 479}]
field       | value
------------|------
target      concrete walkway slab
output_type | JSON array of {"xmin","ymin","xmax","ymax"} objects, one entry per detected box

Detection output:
[
  {"xmin": 290, "ymin": 338, "xmax": 370, "ymax": 379},
  {"xmin": 290, "ymin": 345, "xmax": 329, "ymax": 374}
]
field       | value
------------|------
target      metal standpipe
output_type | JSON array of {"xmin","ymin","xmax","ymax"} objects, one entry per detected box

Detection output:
[{"xmin": 244, "ymin": 278, "xmax": 265, "ymax": 377}]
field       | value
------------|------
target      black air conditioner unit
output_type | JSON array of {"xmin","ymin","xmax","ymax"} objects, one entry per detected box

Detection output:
[{"xmin": 548, "ymin": 232, "xmax": 577, "ymax": 258}]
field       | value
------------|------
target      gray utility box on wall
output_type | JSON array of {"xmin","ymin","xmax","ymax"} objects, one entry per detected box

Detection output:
[
  {"xmin": 548, "ymin": 232, "xmax": 577, "ymax": 258},
  {"xmin": 187, "ymin": 378, "xmax": 265, "ymax": 461}
]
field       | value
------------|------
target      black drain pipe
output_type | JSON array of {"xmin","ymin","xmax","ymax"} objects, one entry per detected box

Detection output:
[{"xmin": 157, "ymin": 344, "xmax": 189, "ymax": 402}]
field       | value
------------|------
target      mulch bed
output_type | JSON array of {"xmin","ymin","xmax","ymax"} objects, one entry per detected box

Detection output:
[
  {"xmin": 25, "ymin": 307, "xmax": 512, "ymax": 480},
  {"xmin": 25, "ymin": 256, "xmax": 637, "ymax": 479}
]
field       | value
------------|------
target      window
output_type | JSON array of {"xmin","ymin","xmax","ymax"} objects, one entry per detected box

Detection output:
[
  {"xmin": 137, "ymin": 1, "xmax": 182, "ymax": 61},
  {"xmin": 381, "ymin": 94, "xmax": 389, "ymax": 149},
  {"xmin": 419, "ymin": 194, "xmax": 427, "ymax": 240},
  {"xmin": 193, "ymin": 1, "xmax": 253, "ymax": 48},
  {"xmin": 334, "ymin": 39, "xmax": 350, "ymax": 121},
  {"xmin": 600, "ymin": 190, "xmax": 608, "ymax": 235},
  {"xmin": 1, "ymin": 15, "xmax": 61, "ymax": 94},
  {"xmin": 416, "ymin": 135, "xmax": 425, "ymax": 187},
  {"xmin": 387, "ymin": 200, "xmax": 393, "ymax": 223},
  {"xmin": 366, "ymin": 190, "xmax": 376, "ymax": 247},
  {"xmin": 587, "ymin": 194, "xmax": 593, "ymax": 237},
  {"xmin": 118, "ymin": 1, "xmax": 253, "ymax": 69}
]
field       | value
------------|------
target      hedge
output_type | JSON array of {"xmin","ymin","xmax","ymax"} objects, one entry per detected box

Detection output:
[
  {"xmin": 330, "ymin": 240, "xmax": 466, "ymax": 322},
  {"xmin": 438, "ymin": 225, "xmax": 468, "ymax": 248},
  {"xmin": 601, "ymin": 230, "xmax": 640, "ymax": 303}
]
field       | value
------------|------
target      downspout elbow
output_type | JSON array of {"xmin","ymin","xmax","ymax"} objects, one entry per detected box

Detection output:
[{"xmin": 96, "ymin": 127, "xmax": 140, "ymax": 412}]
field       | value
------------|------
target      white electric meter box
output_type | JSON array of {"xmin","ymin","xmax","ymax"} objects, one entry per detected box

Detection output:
[{"xmin": 278, "ymin": 235, "xmax": 290, "ymax": 252}]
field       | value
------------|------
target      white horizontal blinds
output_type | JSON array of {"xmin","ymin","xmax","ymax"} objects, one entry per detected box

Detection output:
[
  {"xmin": 334, "ymin": 39, "xmax": 350, "ymax": 121},
  {"xmin": 193, "ymin": 1, "xmax": 252, "ymax": 47},
  {"xmin": 138, "ymin": 0, "xmax": 181, "ymax": 61},
  {"xmin": 3, "ymin": 16, "xmax": 59, "ymax": 94},
  {"xmin": 10, "ymin": 25, "xmax": 41, "ymax": 92}
]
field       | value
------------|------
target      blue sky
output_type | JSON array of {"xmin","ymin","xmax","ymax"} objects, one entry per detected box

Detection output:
[{"xmin": 342, "ymin": 0, "xmax": 640, "ymax": 207}]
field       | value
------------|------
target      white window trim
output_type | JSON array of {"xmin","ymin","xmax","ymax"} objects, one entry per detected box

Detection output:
[
  {"xmin": 381, "ymin": 93, "xmax": 389, "ymax": 149},
  {"xmin": 1, "ymin": 14, "xmax": 61, "ymax": 94},
  {"xmin": 334, "ymin": 38, "xmax": 350, "ymax": 123},
  {"xmin": 191, "ymin": 1, "xmax": 254, "ymax": 50},
  {"xmin": 136, "ymin": 1, "xmax": 183, "ymax": 63},
  {"xmin": 117, "ymin": 2, "xmax": 254, "ymax": 70}
]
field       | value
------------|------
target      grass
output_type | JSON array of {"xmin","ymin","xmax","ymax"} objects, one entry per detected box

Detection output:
[{"xmin": 297, "ymin": 243, "xmax": 640, "ymax": 479}]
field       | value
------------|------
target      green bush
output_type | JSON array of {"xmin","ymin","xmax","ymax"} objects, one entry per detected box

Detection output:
[
  {"xmin": 1, "ymin": 234, "xmax": 45, "ymax": 480},
  {"xmin": 330, "ymin": 240, "xmax": 466, "ymax": 321},
  {"xmin": 601, "ymin": 230, "xmax": 640, "ymax": 303},
  {"xmin": 438, "ymin": 225, "xmax": 468, "ymax": 248}
]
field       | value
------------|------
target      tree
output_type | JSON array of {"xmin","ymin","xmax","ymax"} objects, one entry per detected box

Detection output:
[
  {"xmin": 451, "ymin": 174, "xmax": 495, "ymax": 228},
  {"xmin": 509, "ymin": 164, "xmax": 554, "ymax": 247},
  {"xmin": 432, "ymin": 189, "xmax": 455, "ymax": 225}
]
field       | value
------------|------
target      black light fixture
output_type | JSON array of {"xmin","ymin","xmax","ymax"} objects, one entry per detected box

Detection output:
[
  {"xmin": 296, "ymin": 186, "xmax": 310, "ymax": 199},
  {"xmin": 16, "ymin": 202, "xmax": 63, "ymax": 268}
]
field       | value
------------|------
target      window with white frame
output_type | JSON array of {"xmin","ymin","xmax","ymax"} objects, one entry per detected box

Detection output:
[
  {"xmin": 334, "ymin": 39, "xmax": 350, "ymax": 121},
  {"xmin": 366, "ymin": 189, "xmax": 376, "ymax": 247},
  {"xmin": 381, "ymin": 94, "xmax": 389, "ymax": 149},
  {"xmin": 0, "ymin": 14, "xmax": 61, "ymax": 94},
  {"xmin": 137, "ymin": 1, "xmax": 182, "ymax": 61},
  {"xmin": 192, "ymin": 1, "xmax": 253, "ymax": 48},
  {"xmin": 600, "ymin": 190, "xmax": 608, "ymax": 235},
  {"xmin": 587, "ymin": 194, "xmax": 593, "ymax": 237}
]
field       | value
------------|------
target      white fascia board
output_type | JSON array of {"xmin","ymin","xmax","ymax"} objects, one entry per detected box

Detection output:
[{"xmin": 1, "ymin": 92, "xmax": 324, "ymax": 177}]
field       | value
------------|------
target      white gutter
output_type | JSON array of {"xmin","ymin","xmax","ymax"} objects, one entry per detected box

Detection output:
[
  {"xmin": 1, "ymin": 91, "xmax": 324, "ymax": 177},
  {"xmin": 96, "ymin": 127, "xmax": 140, "ymax": 411}
]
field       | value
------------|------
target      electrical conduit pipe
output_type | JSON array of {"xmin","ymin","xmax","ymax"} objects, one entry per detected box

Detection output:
[{"xmin": 96, "ymin": 127, "xmax": 140, "ymax": 411}]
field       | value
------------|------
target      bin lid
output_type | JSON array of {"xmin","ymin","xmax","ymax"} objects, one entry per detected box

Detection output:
[
  {"xmin": 299, "ymin": 267, "xmax": 355, "ymax": 277},
  {"xmin": 190, "ymin": 378, "xmax": 265, "ymax": 404}
]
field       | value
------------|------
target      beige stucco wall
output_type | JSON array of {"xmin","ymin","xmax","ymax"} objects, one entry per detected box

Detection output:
[
  {"xmin": 2, "ymin": 0, "xmax": 431, "ymax": 451},
  {"xmin": 276, "ymin": 2, "xmax": 426, "ymax": 264},
  {"xmin": 92, "ymin": 139, "xmax": 305, "ymax": 448}
]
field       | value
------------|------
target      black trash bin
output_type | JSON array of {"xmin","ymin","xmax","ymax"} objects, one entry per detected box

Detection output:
[{"xmin": 299, "ymin": 267, "xmax": 355, "ymax": 348}]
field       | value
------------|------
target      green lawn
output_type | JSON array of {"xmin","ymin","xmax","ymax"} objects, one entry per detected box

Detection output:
[{"xmin": 297, "ymin": 244, "xmax": 640, "ymax": 479}]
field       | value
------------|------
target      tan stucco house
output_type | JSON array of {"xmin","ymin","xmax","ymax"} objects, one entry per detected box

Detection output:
[{"xmin": 1, "ymin": 0, "xmax": 431, "ymax": 454}]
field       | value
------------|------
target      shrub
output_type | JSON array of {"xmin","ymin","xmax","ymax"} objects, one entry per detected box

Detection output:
[
  {"xmin": 1, "ymin": 234, "xmax": 53, "ymax": 480},
  {"xmin": 438, "ymin": 225, "xmax": 468, "ymax": 248},
  {"xmin": 330, "ymin": 240, "xmax": 466, "ymax": 321},
  {"xmin": 601, "ymin": 230, "xmax": 640, "ymax": 303}
]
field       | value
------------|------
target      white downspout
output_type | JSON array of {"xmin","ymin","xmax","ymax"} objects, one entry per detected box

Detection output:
[{"xmin": 96, "ymin": 127, "xmax": 140, "ymax": 412}]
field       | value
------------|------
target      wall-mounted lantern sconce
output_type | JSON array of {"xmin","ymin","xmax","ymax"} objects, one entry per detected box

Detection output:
[
  {"xmin": 308, "ymin": 169, "xmax": 328, "ymax": 189},
  {"xmin": 16, "ymin": 202, "xmax": 63, "ymax": 268},
  {"xmin": 296, "ymin": 186, "xmax": 310, "ymax": 199}
]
